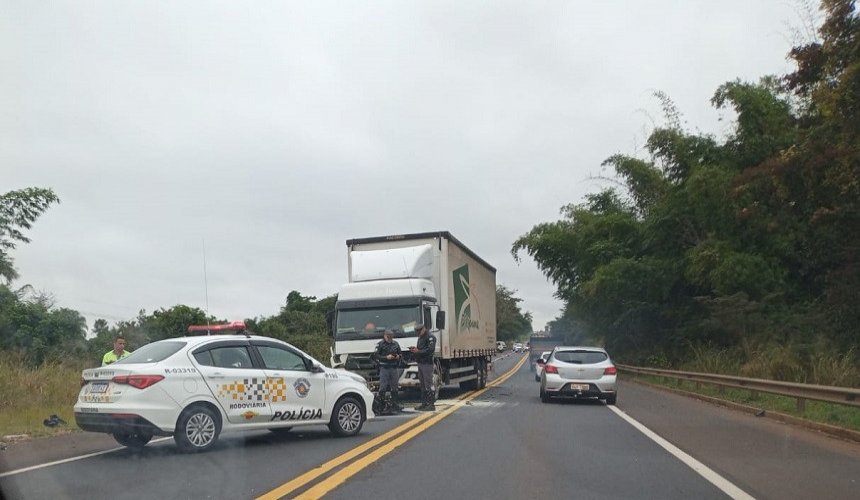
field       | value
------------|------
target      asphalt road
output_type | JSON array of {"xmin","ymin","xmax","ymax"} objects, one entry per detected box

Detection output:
[{"xmin": 2, "ymin": 352, "xmax": 858, "ymax": 499}]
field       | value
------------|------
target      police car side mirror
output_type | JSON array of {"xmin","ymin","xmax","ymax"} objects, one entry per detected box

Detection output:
[{"xmin": 310, "ymin": 362, "xmax": 326, "ymax": 373}]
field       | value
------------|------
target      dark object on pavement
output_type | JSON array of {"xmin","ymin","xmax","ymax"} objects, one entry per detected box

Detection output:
[{"xmin": 43, "ymin": 414, "xmax": 66, "ymax": 427}]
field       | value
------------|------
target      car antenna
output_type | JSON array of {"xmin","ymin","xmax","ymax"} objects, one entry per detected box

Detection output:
[{"xmin": 202, "ymin": 237, "xmax": 211, "ymax": 335}]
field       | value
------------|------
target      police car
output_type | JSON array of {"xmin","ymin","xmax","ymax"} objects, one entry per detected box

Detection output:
[{"xmin": 74, "ymin": 322, "xmax": 375, "ymax": 452}]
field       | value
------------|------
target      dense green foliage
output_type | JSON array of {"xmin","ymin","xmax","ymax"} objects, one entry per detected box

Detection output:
[
  {"xmin": 514, "ymin": 1, "xmax": 860, "ymax": 382},
  {"xmin": 495, "ymin": 285, "xmax": 533, "ymax": 341}
]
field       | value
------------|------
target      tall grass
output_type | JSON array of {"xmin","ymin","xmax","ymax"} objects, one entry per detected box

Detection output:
[
  {"xmin": 677, "ymin": 342, "xmax": 860, "ymax": 387},
  {"xmin": 0, "ymin": 354, "xmax": 88, "ymax": 437}
]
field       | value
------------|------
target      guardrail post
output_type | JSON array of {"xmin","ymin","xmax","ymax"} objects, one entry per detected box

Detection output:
[{"xmin": 797, "ymin": 398, "xmax": 806, "ymax": 413}]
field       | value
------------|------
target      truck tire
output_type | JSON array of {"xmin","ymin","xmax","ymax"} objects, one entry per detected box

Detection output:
[
  {"xmin": 478, "ymin": 358, "xmax": 487, "ymax": 389},
  {"xmin": 433, "ymin": 363, "xmax": 442, "ymax": 400}
]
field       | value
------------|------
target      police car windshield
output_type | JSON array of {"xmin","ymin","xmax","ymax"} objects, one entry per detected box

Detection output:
[{"xmin": 113, "ymin": 341, "xmax": 187, "ymax": 364}]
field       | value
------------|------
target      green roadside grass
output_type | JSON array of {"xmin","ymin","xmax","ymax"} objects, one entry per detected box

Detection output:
[
  {"xmin": 0, "ymin": 356, "xmax": 87, "ymax": 438},
  {"xmin": 625, "ymin": 373, "xmax": 860, "ymax": 433}
]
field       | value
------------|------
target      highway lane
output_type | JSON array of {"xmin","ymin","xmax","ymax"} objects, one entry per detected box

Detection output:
[
  {"xmin": 326, "ymin": 354, "xmax": 730, "ymax": 500},
  {"xmin": 616, "ymin": 379, "xmax": 860, "ymax": 499},
  {"xmin": 324, "ymin": 353, "xmax": 859, "ymax": 500},
  {"xmin": 4, "ymin": 351, "xmax": 859, "ymax": 499}
]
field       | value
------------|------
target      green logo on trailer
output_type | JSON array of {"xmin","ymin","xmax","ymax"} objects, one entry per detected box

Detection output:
[{"xmin": 453, "ymin": 264, "xmax": 480, "ymax": 331}]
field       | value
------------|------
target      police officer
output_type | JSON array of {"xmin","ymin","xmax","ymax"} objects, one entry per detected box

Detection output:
[
  {"xmin": 409, "ymin": 322, "xmax": 436, "ymax": 411},
  {"xmin": 372, "ymin": 329, "xmax": 403, "ymax": 413}
]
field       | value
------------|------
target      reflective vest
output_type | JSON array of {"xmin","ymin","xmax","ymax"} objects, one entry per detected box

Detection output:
[{"xmin": 102, "ymin": 350, "xmax": 130, "ymax": 366}]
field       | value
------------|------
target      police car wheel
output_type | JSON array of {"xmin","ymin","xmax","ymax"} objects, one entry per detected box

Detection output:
[
  {"xmin": 268, "ymin": 427, "xmax": 293, "ymax": 435},
  {"xmin": 113, "ymin": 431, "xmax": 152, "ymax": 450},
  {"xmin": 174, "ymin": 405, "xmax": 221, "ymax": 452},
  {"xmin": 328, "ymin": 396, "xmax": 364, "ymax": 437}
]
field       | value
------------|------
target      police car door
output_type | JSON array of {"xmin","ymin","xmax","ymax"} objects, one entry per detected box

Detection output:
[
  {"xmin": 191, "ymin": 340, "xmax": 273, "ymax": 424},
  {"xmin": 251, "ymin": 340, "xmax": 327, "ymax": 424}
]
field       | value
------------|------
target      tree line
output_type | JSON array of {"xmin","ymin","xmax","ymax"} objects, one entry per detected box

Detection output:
[
  {"xmin": 513, "ymin": 0, "xmax": 859, "ymax": 381},
  {"xmin": 0, "ymin": 190, "xmax": 532, "ymax": 366}
]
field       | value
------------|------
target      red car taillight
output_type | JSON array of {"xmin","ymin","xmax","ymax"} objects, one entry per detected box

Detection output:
[
  {"xmin": 604, "ymin": 366, "xmax": 617, "ymax": 375},
  {"xmin": 112, "ymin": 375, "xmax": 164, "ymax": 389},
  {"xmin": 544, "ymin": 364, "xmax": 559, "ymax": 374}
]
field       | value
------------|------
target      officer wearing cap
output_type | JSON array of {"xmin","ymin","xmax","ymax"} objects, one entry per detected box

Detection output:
[
  {"xmin": 409, "ymin": 322, "xmax": 437, "ymax": 411},
  {"xmin": 372, "ymin": 329, "xmax": 403, "ymax": 413}
]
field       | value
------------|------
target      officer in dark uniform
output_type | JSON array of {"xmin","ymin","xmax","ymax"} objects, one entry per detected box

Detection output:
[
  {"xmin": 372, "ymin": 329, "xmax": 403, "ymax": 414},
  {"xmin": 409, "ymin": 322, "xmax": 437, "ymax": 411}
]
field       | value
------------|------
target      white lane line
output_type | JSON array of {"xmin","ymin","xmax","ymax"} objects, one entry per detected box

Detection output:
[
  {"xmin": 0, "ymin": 437, "xmax": 171, "ymax": 478},
  {"xmin": 607, "ymin": 406, "xmax": 755, "ymax": 500}
]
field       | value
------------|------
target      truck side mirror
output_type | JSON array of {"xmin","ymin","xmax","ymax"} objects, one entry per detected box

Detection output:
[
  {"xmin": 325, "ymin": 311, "xmax": 335, "ymax": 337},
  {"xmin": 435, "ymin": 311, "xmax": 446, "ymax": 330}
]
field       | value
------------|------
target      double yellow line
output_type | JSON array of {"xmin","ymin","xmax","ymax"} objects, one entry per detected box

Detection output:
[{"xmin": 257, "ymin": 354, "xmax": 529, "ymax": 500}]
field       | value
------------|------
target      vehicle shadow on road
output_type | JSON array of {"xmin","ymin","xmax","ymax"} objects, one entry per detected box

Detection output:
[{"xmin": 538, "ymin": 398, "xmax": 607, "ymax": 406}]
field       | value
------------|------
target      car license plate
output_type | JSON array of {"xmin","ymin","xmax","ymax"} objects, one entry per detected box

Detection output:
[
  {"xmin": 89, "ymin": 382, "xmax": 109, "ymax": 394},
  {"xmin": 569, "ymin": 383, "xmax": 589, "ymax": 391}
]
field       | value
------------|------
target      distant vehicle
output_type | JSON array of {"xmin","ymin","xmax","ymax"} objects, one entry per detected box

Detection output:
[
  {"xmin": 537, "ymin": 346, "xmax": 617, "ymax": 404},
  {"xmin": 534, "ymin": 351, "xmax": 552, "ymax": 381},
  {"xmin": 512, "ymin": 343, "xmax": 523, "ymax": 352},
  {"xmin": 74, "ymin": 323, "xmax": 375, "ymax": 452},
  {"xmin": 528, "ymin": 333, "xmax": 566, "ymax": 372},
  {"xmin": 330, "ymin": 232, "xmax": 497, "ymax": 393},
  {"xmin": 496, "ymin": 341, "xmax": 507, "ymax": 352}
]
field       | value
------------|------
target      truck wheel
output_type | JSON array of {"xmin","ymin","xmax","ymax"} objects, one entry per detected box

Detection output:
[
  {"xmin": 433, "ymin": 363, "xmax": 442, "ymax": 400},
  {"xmin": 477, "ymin": 359, "xmax": 487, "ymax": 389},
  {"xmin": 174, "ymin": 404, "xmax": 221, "ymax": 453}
]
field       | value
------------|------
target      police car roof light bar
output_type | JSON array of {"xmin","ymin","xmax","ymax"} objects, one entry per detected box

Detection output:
[{"xmin": 187, "ymin": 321, "xmax": 247, "ymax": 336}]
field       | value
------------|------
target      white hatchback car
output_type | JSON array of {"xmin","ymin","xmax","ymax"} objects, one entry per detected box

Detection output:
[
  {"xmin": 74, "ymin": 331, "xmax": 375, "ymax": 452},
  {"xmin": 537, "ymin": 346, "xmax": 617, "ymax": 404}
]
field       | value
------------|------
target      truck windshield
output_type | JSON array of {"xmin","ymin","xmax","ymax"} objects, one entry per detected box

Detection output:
[{"xmin": 336, "ymin": 305, "xmax": 422, "ymax": 340}]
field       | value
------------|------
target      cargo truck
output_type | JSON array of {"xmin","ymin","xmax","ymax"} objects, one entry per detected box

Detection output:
[{"xmin": 330, "ymin": 232, "xmax": 496, "ymax": 396}]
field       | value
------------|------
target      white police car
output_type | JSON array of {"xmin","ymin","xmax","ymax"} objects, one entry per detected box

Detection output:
[{"xmin": 74, "ymin": 322, "xmax": 375, "ymax": 452}]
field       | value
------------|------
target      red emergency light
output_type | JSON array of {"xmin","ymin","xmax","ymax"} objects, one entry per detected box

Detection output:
[{"xmin": 187, "ymin": 321, "xmax": 247, "ymax": 334}]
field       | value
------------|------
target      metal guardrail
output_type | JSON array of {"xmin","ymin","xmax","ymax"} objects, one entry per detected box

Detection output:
[{"xmin": 617, "ymin": 364, "xmax": 860, "ymax": 412}]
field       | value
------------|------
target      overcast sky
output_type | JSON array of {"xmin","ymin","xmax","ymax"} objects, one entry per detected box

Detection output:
[{"xmin": 2, "ymin": 1, "xmax": 805, "ymax": 331}]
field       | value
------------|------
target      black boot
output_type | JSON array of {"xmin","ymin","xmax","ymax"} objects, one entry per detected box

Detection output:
[
  {"xmin": 415, "ymin": 390, "xmax": 430, "ymax": 411},
  {"xmin": 417, "ymin": 390, "xmax": 435, "ymax": 411},
  {"xmin": 425, "ymin": 389, "xmax": 436, "ymax": 411}
]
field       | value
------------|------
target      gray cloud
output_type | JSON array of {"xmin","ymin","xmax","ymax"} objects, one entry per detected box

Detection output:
[{"xmin": 2, "ymin": 1, "xmax": 800, "ymax": 330}]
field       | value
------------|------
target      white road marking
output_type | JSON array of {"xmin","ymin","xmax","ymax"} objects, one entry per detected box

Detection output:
[
  {"xmin": 608, "ymin": 406, "xmax": 755, "ymax": 500},
  {"xmin": 0, "ymin": 437, "xmax": 172, "ymax": 478}
]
